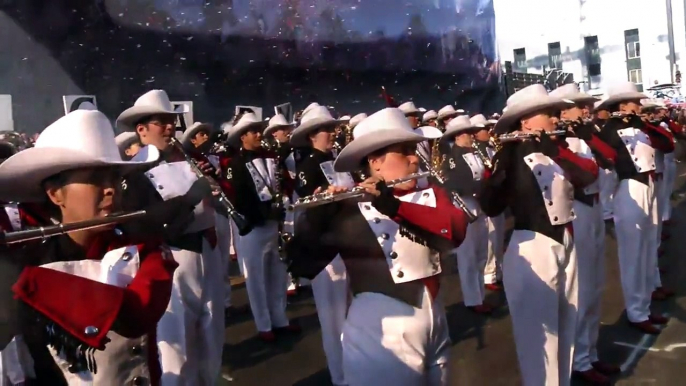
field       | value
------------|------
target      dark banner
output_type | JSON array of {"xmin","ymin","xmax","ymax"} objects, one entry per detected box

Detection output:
[{"xmin": 0, "ymin": 0, "xmax": 501, "ymax": 133}]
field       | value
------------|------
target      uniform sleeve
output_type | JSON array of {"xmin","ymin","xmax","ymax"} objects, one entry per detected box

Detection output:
[
  {"xmin": 554, "ymin": 146, "xmax": 599, "ymax": 188},
  {"xmin": 642, "ymin": 121, "xmax": 675, "ymax": 153},
  {"xmin": 479, "ymin": 144, "xmax": 515, "ymax": 218},
  {"xmin": 113, "ymin": 244, "xmax": 178, "ymax": 338},
  {"xmin": 585, "ymin": 134, "xmax": 617, "ymax": 169}
]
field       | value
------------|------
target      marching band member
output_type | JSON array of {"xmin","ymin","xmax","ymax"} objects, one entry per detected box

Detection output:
[
  {"xmin": 595, "ymin": 83, "xmax": 674, "ymax": 335},
  {"xmin": 0, "ymin": 110, "xmax": 176, "ymax": 385},
  {"xmin": 658, "ymin": 107, "xmax": 682, "ymax": 225},
  {"xmin": 116, "ymin": 90, "xmax": 225, "ymax": 385},
  {"xmin": 290, "ymin": 105, "xmax": 353, "ymax": 386},
  {"xmin": 349, "ymin": 113, "xmax": 367, "ymax": 132},
  {"xmin": 436, "ymin": 105, "xmax": 464, "ymax": 154},
  {"xmin": 224, "ymin": 112, "xmax": 300, "ymax": 342},
  {"xmin": 593, "ymin": 101, "xmax": 616, "ymax": 221},
  {"xmin": 115, "ymin": 131, "xmax": 142, "ymax": 160},
  {"xmin": 441, "ymin": 115, "xmax": 492, "ymax": 313},
  {"xmin": 264, "ymin": 113, "xmax": 294, "ymax": 156},
  {"xmin": 471, "ymin": 114, "xmax": 505, "ymax": 291},
  {"xmin": 287, "ymin": 107, "xmax": 469, "ymax": 386},
  {"xmin": 550, "ymin": 84, "xmax": 620, "ymax": 384},
  {"xmin": 423, "ymin": 110, "xmax": 438, "ymax": 127},
  {"xmin": 398, "ymin": 101, "xmax": 421, "ymax": 128},
  {"xmin": 481, "ymin": 85, "xmax": 599, "ymax": 386}
]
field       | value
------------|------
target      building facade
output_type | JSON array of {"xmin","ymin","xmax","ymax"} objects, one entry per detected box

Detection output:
[{"xmin": 494, "ymin": 0, "xmax": 686, "ymax": 93}]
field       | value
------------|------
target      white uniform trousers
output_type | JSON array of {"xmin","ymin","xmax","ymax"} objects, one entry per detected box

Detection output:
[
  {"xmin": 229, "ymin": 220, "xmax": 244, "ymax": 277},
  {"xmin": 0, "ymin": 336, "xmax": 34, "ymax": 386},
  {"xmin": 651, "ymin": 176, "xmax": 664, "ymax": 290},
  {"xmin": 453, "ymin": 213, "xmax": 489, "ymax": 306},
  {"xmin": 613, "ymin": 178, "xmax": 655, "ymax": 323},
  {"xmin": 662, "ymin": 153, "xmax": 676, "ymax": 221},
  {"xmin": 484, "ymin": 213, "xmax": 505, "ymax": 285},
  {"xmin": 571, "ymin": 200, "xmax": 605, "ymax": 372},
  {"xmin": 158, "ymin": 238, "xmax": 225, "ymax": 386},
  {"xmin": 215, "ymin": 214, "xmax": 233, "ymax": 308},
  {"xmin": 238, "ymin": 220, "xmax": 290, "ymax": 332},
  {"xmin": 599, "ymin": 168, "xmax": 617, "ymax": 221},
  {"xmin": 504, "ymin": 229, "xmax": 578, "ymax": 386},
  {"xmin": 342, "ymin": 289, "xmax": 450, "ymax": 386},
  {"xmin": 311, "ymin": 255, "xmax": 350, "ymax": 386}
]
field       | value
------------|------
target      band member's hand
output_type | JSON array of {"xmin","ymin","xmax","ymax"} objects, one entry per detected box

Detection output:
[
  {"xmin": 359, "ymin": 177, "xmax": 384, "ymax": 197},
  {"xmin": 314, "ymin": 185, "xmax": 349, "ymax": 195},
  {"xmin": 574, "ymin": 122, "xmax": 594, "ymax": 141},
  {"xmin": 196, "ymin": 160, "xmax": 215, "ymax": 176}
]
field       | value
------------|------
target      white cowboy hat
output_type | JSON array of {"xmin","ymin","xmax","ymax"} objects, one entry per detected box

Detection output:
[
  {"xmin": 594, "ymin": 82, "xmax": 647, "ymax": 111},
  {"xmin": 289, "ymin": 106, "xmax": 342, "ymax": 147},
  {"xmin": 470, "ymin": 114, "xmax": 494, "ymax": 128},
  {"xmin": 301, "ymin": 102, "xmax": 321, "ymax": 118},
  {"xmin": 349, "ymin": 113, "xmax": 367, "ymax": 129},
  {"xmin": 398, "ymin": 101, "xmax": 420, "ymax": 116},
  {"xmin": 641, "ymin": 99, "xmax": 668, "ymax": 110},
  {"xmin": 414, "ymin": 125, "xmax": 443, "ymax": 139},
  {"xmin": 0, "ymin": 110, "xmax": 159, "ymax": 202},
  {"xmin": 422, "ymin": 110, "xmax": 438, "ymax": 122},
  {"xmin": 221, "ymin": 122, "xmax": 233, "ymax": 134},
  {"xmin": 334, "ymin": 108, "xmax": 427, "ymax": 172},
  {"xmin": 77, "ymin": 101, "xmax": 98, "ymax": 111},
  {"xmin": 548, "ymin": 83, "xmax": 599, "ymax": 104},
  {"xmin": 339, "ymin": 115, "xmax": 352, "ymax": 121},
  {"xmin": 418, "ymin": 107, "xmax": 427, "ymax": 113},
  {"xmin": 437, "ymin": 105, "xmax": 465, "ymax": 121},
  {"xmin": 180, "ymin": 122, "xmax": 213, "ymax": 147},
  {"xmin": 442, "ymin": 115, "xmax": 484, "ymax": 138},
  {"xmin": 492, "ymin": 84, "xmax": 574, "ymax": 134},
  {"xmin": 264, "ymin": 114, "xmax": 294, "ymax": 136},
  {"xmin": 116, "ymin": 90, "xmax": 189, "ymax": 132},
  {"xmin": 226, "ymin": 112, "xmax": 267, "ymax": 145},
  {"xmin": 115, "ymin": 131, "xmax": 139, "ymax": 152}
]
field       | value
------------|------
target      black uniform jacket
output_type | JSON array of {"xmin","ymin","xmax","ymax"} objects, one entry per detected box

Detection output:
[
  {"xmin": 479, "ymin": 139, "xmax": 599, "ymax": 245},
  {"xmin": 286, "ymin": 183, "xmax": 468, "ymax": 307}
]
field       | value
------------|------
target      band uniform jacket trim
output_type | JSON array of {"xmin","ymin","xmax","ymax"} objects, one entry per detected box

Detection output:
[
  {"xmin": 523, "ymin": 153, "xmax": 576, "ymax": 226},
  {"xmin": 8, "ymin": 236, "xmax": 176, "ymax": 384},
  {"xmin": 144, "ymin": 162, "xmax": 215, "ymax": 234},
  {"xmin": 358, "ymin": 188, "xmax": 442, "ymax": 284},
  {"xmin": 615, "ymin": 128, "xmax": 656, "ymax": 173},
  {"xmin": 319, "ymin": 161, "xmax": 355, "ymax": 189},
  {"xmin": 245, "ymin": 158, "xmax": 277, "ymax": 202},
  {"xmin": 442, "ymin": 146, "xmax": 485, "ymax": 216},
  {"xmin": 565, "ymin": 138, "xmax": 600, "ymax": 195},
  {"xmin": 40, "ymin": 246, "xmax": 152, "ymax": 384}
]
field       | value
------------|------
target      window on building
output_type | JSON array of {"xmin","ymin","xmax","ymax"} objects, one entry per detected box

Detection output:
[
  {"xmin": 627, "ymin": 41, "xmax": 640, "ymax": 59},
  {"xmin": 514, "ymin": 48, "xmax": 526, "ymax": 72},
  {"xmin": 629, "ymin": 69, "xmax": 643, "ymax": 85},
  {"xmin": 588, "ymin": 63, "xmax": 601, "ymax": 76},
  {"xmin": 584, "ymin": 36, "xmax": 600, "ymax": 64},
  {"xmin": 548, "ymin": 42, "xmax": 562, "ymax": 69}
]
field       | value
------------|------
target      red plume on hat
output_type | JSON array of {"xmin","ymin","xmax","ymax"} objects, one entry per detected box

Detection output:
[{"xmin": 381, "ymin": 86, "xmax": 399, "ymax": 107}]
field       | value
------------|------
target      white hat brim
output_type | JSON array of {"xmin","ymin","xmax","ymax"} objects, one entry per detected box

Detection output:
[
  {"xmin": 289, "ymin": 117, "xmax": 342, "ymax": 147},
  {"xmin": 116, "ymin": 104, "xmax": 189, "ymax": 132},
  {"xmin": 333, "ymin": 129, "xmax": 426, "ymax": 172},
  {"xmin": 493, "ymin": 98, "xmax": 574, "ymax": 135},
  {"xmin": 595, "ymin": 91, "xmax": 647, "ymax": 111},
  {"xmin": 0, "ymin": 145, "xmax": 159, "ymax": 202},
  {"xmin": 414, "ymin": 126, "xmax": 443, "ymax": 139},
  {"xmin": 567, "ymin": 94, "xmax": 600, "ymax": 103},
  {"xmin": 437, "ymin": 111, "xmax": 461, "ymax": 121}
]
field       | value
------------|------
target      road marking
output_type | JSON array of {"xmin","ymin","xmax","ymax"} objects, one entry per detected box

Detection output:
[
  {"xmin": 662, "ymin": 343, "xmax": 686, "ymax": 352},
  {"xmin": 615, "ymin": 341, "xmax": 660, "ymax": 352},
  {"xmin": 618, "ymin": 334, "xmax": 655, "ymax": 372}
]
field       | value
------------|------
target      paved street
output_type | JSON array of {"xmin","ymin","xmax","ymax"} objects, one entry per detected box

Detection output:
[{"xmin": 219, "ymin": 166, "xmax": 686, "ymax": 386}]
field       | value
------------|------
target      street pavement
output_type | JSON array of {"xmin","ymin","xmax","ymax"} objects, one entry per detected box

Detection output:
[{"xmin": 219, "ymin": 165, "xmax": 686, "ymax": 386}]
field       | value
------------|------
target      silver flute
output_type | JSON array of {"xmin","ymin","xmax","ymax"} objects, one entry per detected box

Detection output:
[
  {"xmin": 287, "ymin": 171, "xmax": 431, "ymax": 211},
  {"xmin": 415, "ymin": 151, "xmax": 478, "ymax": 223},
  {"xmin": 497, "ymin": 129, "xmax": 567, "ymax": 143}
]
